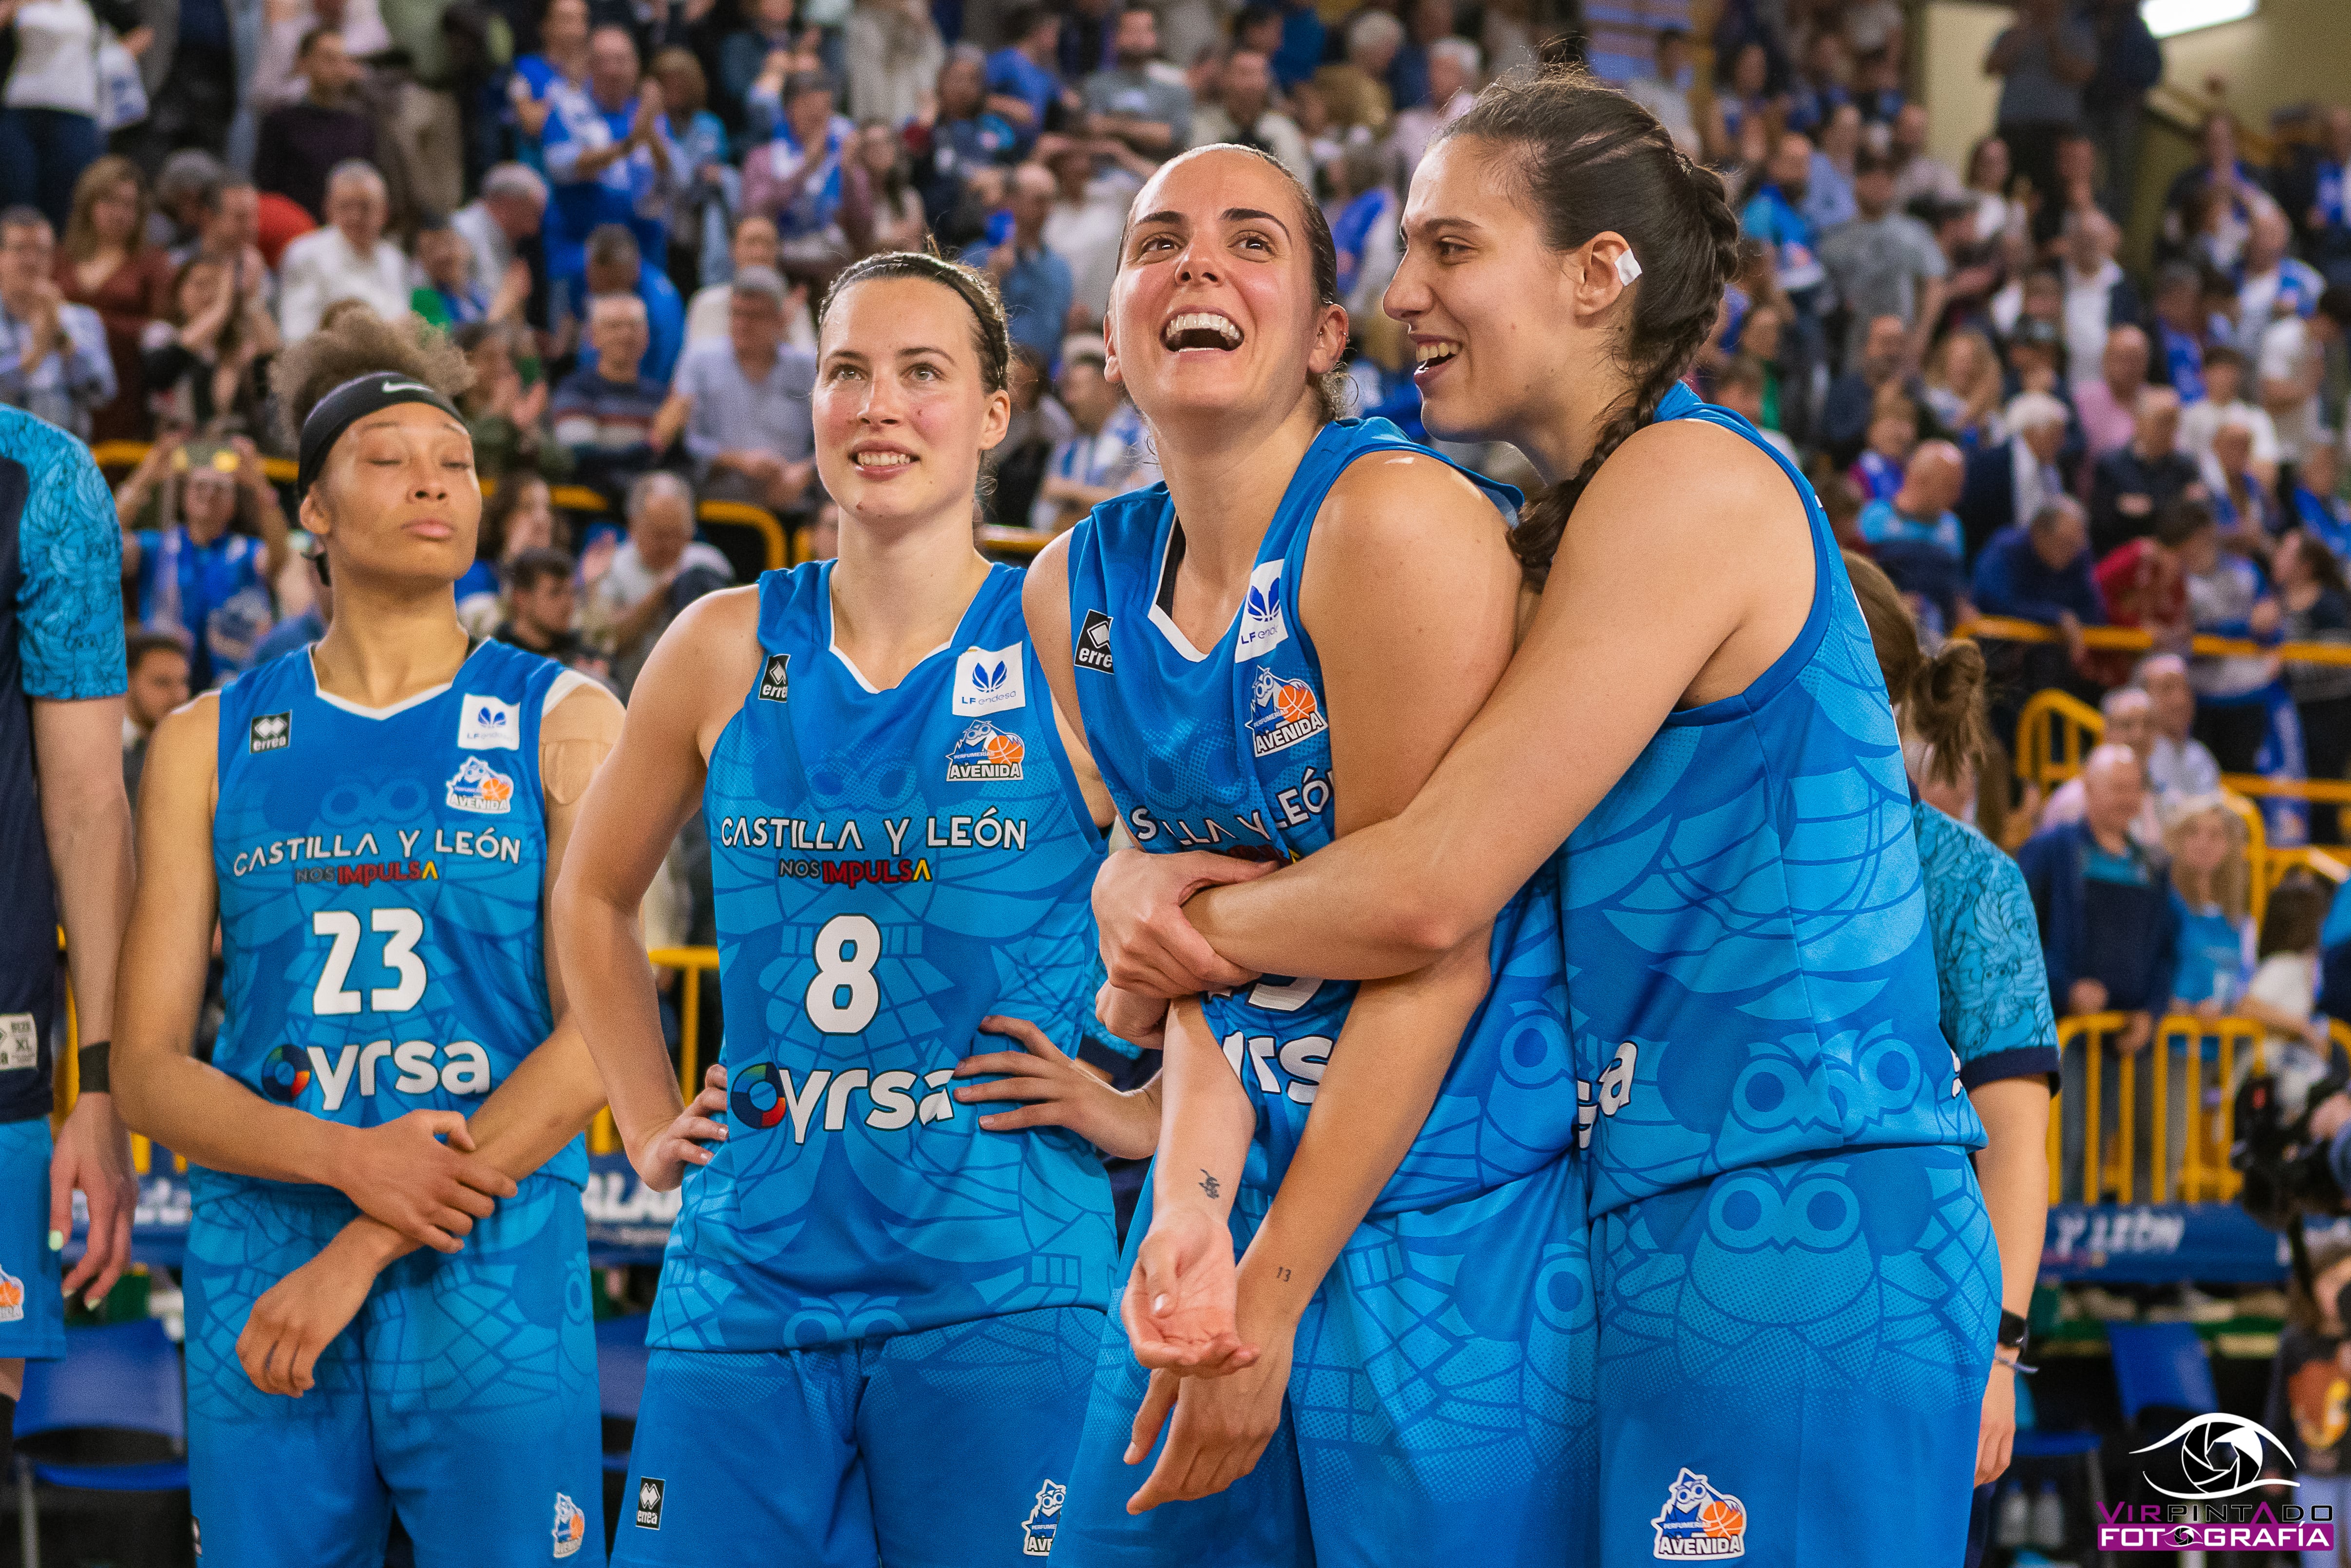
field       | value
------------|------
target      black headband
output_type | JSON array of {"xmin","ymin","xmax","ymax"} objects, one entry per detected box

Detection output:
[{"xmin": 295, "ymin": 373, "xmax": 466, "ymax": 504}]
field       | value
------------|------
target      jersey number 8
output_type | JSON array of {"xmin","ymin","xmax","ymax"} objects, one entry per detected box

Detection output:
[
  {"xmin": 312, "ymin": 908, "xmax": 429, "ymax": 1015},
  {"xmin": 806, "ymin": 914, "xmax": 881, "ymax": 1035}
]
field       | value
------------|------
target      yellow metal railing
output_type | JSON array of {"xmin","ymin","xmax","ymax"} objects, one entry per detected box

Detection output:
[
  {"xmin": 57, "ymin": 932, "xmax": 724, "ymax": 1167},
  {"xmin": 2052, "ymin": 1013, "xmax": 2351, "ymax": 1205},
  {"xmin": 1960, "ymin": 616, "xmax": 2351, "ymax": 671}
]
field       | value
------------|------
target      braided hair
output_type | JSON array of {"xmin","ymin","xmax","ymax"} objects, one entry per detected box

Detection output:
[{"xmin": 1434, "ymin": 64, "xmax": 1739, "ymax": 587}]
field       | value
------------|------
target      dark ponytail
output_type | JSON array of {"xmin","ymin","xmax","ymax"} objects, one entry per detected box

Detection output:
[
  {"xmin": 1436, "ymin": 65, "xmax": 1739, "ymax": 586},
  {"xmin": 1844, "ymin": 550, "xmax": 1989, "ymax": 788}
]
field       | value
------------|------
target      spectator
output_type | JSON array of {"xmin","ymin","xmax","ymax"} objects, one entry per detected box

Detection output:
[
  {"xmin": 2162, "ymin": 112, "xmax": 2268, "ymax": 273},
  {"xmin": 564, "ymin": 223, "xmax": 688, "ymax": 385},
  {"xmin": 1785, "ymin": 27, "xmax": 1849, "ymax": 140},
  {"xmin": 650, "ymin": 49, "xmax": 733, "ymax": 285},
  {"xmin": 1822, "ymin": 312, "xmax": 1922, "ymax": 466},
  {"xmin": 1857, "ymin": 438, "xmax": 1967, "ymax": 629},
  {"xmin": 1743, "ymin": 133, "xmax": 1830, "ymax": 321},
  {"xmin": 2290, "ymin": 439, "xmax": 2351, "ymax": 560},
  {"xmin": 409, "ymin": 216, "xmax": 492, "ymax": 329},
  {"xmin": 141, "ymin": 250, "xmax": 278, "ymax": 435},
  {"xmin": 984, "ymin": 340, "xmax": 1066, "ymax": 527},
  {"xmin": 1888, "ymin": 104, "xmax": 1961, "ymax": 211},
  {"xmin": 2059, "ymin": 209, "xmax": 2141, "ymax": 394},
  {"xmin": 176, "ymin": 179, "xmax": 269, "ymax": 294},
  {"xmin": 458, "ymin": 467, "xmax": 564, "ymax": 627},
  {"xmin": 1820, "ymin": 147, "xmax": 1945, "ymax": 368},
  {"xmin": 493, "ymin": 546, "xmax": 603, "ymax": 673},
  {"xmin": 718, "ymin": 0, "xmax": 818, "ymax": 131},
  {"xmin": 743, "ymin": 70, "xmax": 869, "ymax": 288},
  {"xmin": 2147, "ymin": 261, "xmax": 2205, "ymax": 404},
  {"xmin": 2042, "ymin": 684, "xmax": 2163, "ymax": 845},
  {"xmin": 2238, "ymin": 204, "xmax": 2324, "ymax": 348},
  {"xmin": 1848, "ymin": 386, "xmax": 1918, "ymax": 504},
  {"xmin": 541, "ymin": 24, "xmax": 681, "ymax": 283},
  {"xmin": 0, "ymin": 207, "xmax": 114, "ymax": 439},
  {"xmin": 2072, "ymin": 323, "xmax": 2149, "ymax": 462},
  {"xmin": 583, "ymin": 469, "xmax": 731, "ymax": 691},
  {"xmin": 1331, "ymin": 138, "xmax": 1399, "ymax": 319},
  {"xmin": 912, "ymin": 47, "xmax": 1021, "ymax": 230},
  {"xmin": 1030, "ymin": 348, "xmax": 1152, "ymax": 532},
  {"xmin": 1960, "ymin": 390, "xmax": 2074, "ymax": 559},
  {"xmin": 1960, "ymin": 135, "xmax": 2023, "ymax": 259},
  {"xmin": 0, "ymin": 0, "xmax": 141, "ymax": 228},
  {"xmin": 1802, "ymin": 104, "xmax": 1862, "ymax": 236},
  {"xmin": 661, "ymin": 264, "xmax": 816, "ymax": 515},
  {"xmin": 120, "ymin": 630, "xmax": 189, "ymax": 800},
  {"xmin": 2259, "ymin": 286, "xmax": 2351, "ymax": 483},
  {"xmin": 56, "ymin": 158, "xmax": 171, "ymax": 444},
  {"xmin": 803, "ymin": 495, "xmax": 840, "ymax": 560},
  {"xmin": 2032, "ymin": 128, "xmax": 2105, "ymax": 249},
  {"xmin": 1713, "ymin": 353, "xmax": 1797, "ymax": 464},
  {"xmin": 2081, "ymin": 0, "xmax": 2163, "ymax": 223},
  {"xmin": 967, "ymin": 163, "xmax": 1071, "ymax": 366},
  {"xmin": 1974, "ymin": 495, "xmax": 2103, "ymax": 651},
  {"xmin": 2290, "ymin": 103, "xmax": 2351, "ymax": 290},
  {"xmin": 115, "ymin": 436, "xmax": 290, "ymax": 688},
  {"xmin": 251, "ymin": 28, "xmax": 374, "ymax": 224},
  {"xmin": 2090, "ymin": 386, "xmax": 2199, "ymax": 557},
  {"xmin": 1087, "ymin": 2, "xmax": 1193, "ymax": 158},
  {"xmin": 2021, "ymin": 742, "xmax": 2180, "ymax": 1117},
  {"xmin": 2171, "ymin": 498, "xmax": 2293, "ymax": 782},
  {"xmin": 2095, "ymin": 492, "xmax": 2195, "ymax": 658},
  {"xmin": 684, "ymin": 214, "xmax": 811, "ymax": 350},
  {"xmin": 2141, "ymin": 652, "xmax": 2224, "ymax": 801},
  {"xmin": 148, "ymin": 148, "xmax": 224, "ymax": 254},
  {"xmin": 274, "ymin": 161, "xmax": 407, "ymax": 340},
  {"xmin": 2273, "ymin": 525, "xmax": 2351, "ymax": 838},
  {"xmin": 2163, "ymin": 793, "xmax": 2253, "ymax": 1020},
  {"xmin": 550, "ymin": 291, "xmax": 667, "ymax": 499},
  {"xmin": 861, "ymin": 123, "xmax": 925, "ymax": 253},
  {"xmin": 451, "ymin": 320, "xmax": 557, "ymax": 484},
  {"xmin": 2237, "ymin": 878, "xmax": 2334, "ymax": 1116},
  {"xmin": 984, "ymin": 4, "xmax": 1068, "ymax": 151},
  {"xmin": 1317, "ymin": 10, "xmax": 1401, "ymax": 139},
  {"xmin": 1922, "ymin": 327, "xmax": 2005, "ymax": 450},
  {"xmin": 1983, "ymin": 0, "xmax": 2096, "ymax": 218},
  {"xmin": 1194, "ymin": 47, "xmax": 1312, "ymax": 187},
  {"xmin": 2203, "ymin": 411, "xmax": 2280, "ymax": 542},
  {"xmin": 451, "ymin": 164, "xmax": 546, "ymax": 320},
  {"xmin": 1703, "ymin": 39, "xmax": 1774, "ymax": 169},
  {"xmin": 1623, "ymin": 27, "xmax": 1699, "ymax": 160},
  {"xmin": 845, "ymin": 0, "xmax": 942, "ymax": 128},
  {"xmin": 1042, "ymin": 141, "xmax": 1128, "ymax": 331},
  {"xmin": 2179, "ymin": 344, "xmax": 2278, "ymax": 479},
  {"xmin": 506, "ymin": 0, "xmax": 590, "ymax": 144}
]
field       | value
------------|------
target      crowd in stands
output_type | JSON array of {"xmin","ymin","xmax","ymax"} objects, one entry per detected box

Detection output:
[{"xmin": 11, "ymin": 0, "xmax": 2351, "ymax": 1201}]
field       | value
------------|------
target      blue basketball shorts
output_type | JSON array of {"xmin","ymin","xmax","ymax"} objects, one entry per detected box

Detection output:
[
  {"xmin": 1593, "ymin": 1143, "xmax": 1997, "ymax": 1567},
  {"xmin": 1054, "ymin": 1152, "xmax": 1598, "ymax": 1568},
  {"xmin": 183, "ymin": 1172, "xmax": 602, "ymax": 1568},
  {"xmin": 613, "ymin": 1305, "xmax": 1106, "ymax": 1568},
  {"xmin": 0, "ymin": 1117, "xmax": 63, "ymax": 1363}
]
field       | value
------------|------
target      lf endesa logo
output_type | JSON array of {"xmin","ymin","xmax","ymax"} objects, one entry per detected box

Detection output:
[{"xmin": 2098, "ymin": 1415, "xmax": 2336, "ymax": 1553}]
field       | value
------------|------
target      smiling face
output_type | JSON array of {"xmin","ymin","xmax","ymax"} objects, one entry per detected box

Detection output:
[
  {"xmin": 814, "ymin": 274, "xmax": 1010, "ymax": 533},
  {"xmin": 1106, "ymin": 147, "xmax": 1345, "ymax": 436},
  {"xmin": 304, "ymin": 401, "xmax": 481, "ymax": 588},
  {"xmin": 1384, "ymin": 136, "xmax": 1580, "ymax": 449}
]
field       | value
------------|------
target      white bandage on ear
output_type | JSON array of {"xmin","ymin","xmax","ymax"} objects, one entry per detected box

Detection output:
[{"xmin": 1615, "ymin": 247, "xmax": 1644, "ymax": 286}]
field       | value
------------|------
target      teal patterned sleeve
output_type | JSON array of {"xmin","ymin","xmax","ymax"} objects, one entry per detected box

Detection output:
[
  {"xmin": 1914, "ymin": 798, "xmax": 2062, "ymax": 1089},
  {"xmin": 13, "ymin": 414, "xmax": 126, "ymax": 700}
]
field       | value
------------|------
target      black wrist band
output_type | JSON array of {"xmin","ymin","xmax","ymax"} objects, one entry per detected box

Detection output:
[
  {"xmin": 1998, "ymin": 1308, "xmax": 2029, "ymax": 1351},
  {"xmin": 77, "ymin": 1040, "xmax": 111, "ymax": 1095}
]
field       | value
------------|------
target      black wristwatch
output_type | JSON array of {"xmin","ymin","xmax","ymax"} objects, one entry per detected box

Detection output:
[{"xmin": 1997, "ymin": 1309, "xmax": 2030, "ymax": 1355}]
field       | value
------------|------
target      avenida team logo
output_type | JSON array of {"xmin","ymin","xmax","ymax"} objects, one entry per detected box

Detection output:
[
  {"xmin": 0, "ymin": 1261, "xmax": 24, "ymax": 1324},
  {"xmin": 1652, "ymin": 1468, "xmax": 1747, "ymax": 1558},
  {"xmin": 551, "ymin": 1492, "xmax": 586, "ymax": 1559},
  {"xmin": 446, "ymin": 755, "xmax": 516, "ymax": 814},
  {"xmin": 946, "ymin": 720, "xmax": 1024, "ymax": 781},
  {"xmin": 1021, "ymin": 1478, "xmax": 1064, "ymax": 1556},
  {"xmin": 729, "ymin": 1062, "xmax": 792, "ymax": 1129},
  {"xmin": 259, "ymin": 1043, "xmax": 312, "ymax": 1103},
  {"xmin": 1246, "ymin": 667, "xmax": 1327, "ymax": 757}
]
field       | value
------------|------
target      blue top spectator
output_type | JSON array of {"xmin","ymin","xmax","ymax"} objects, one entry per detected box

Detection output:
[
  {"xmin": 539, "ymin": 25, "xmax": 683, "ymax": 281},
  {"xmin": 1741, "ymin": 133, "xmax": 1828, "ymax": 299},
  {"xmin": 554, "ymin": 224, "xmax": 687, "ymax": 387},
  {"xmin": 116, "ymin": 438, "xmax": 292, "ymax": 691},
  {"xmin": 1972, "ymin": 496, "xmax": 2106, "ymax": 632},
  {"xmin": 966, "ymin": 164, "xmax": 1072, "ymax": 367},
  {"xmin": 985, "ymin": 5, "xmax": 1064, "ymax": 152}
]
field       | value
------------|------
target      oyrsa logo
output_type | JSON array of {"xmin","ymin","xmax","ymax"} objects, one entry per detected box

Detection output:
[
  {"xmin": 258, "ymin": 1043, "xmax": 313, "ymax": 1103},
  {"xmin": 551, "ymin": 1493, "xmax": 586, "ymax": 1559},
  {"xmin": 1651, "ymin": 1468, "xmax": 1746, "ymax": 1559}
]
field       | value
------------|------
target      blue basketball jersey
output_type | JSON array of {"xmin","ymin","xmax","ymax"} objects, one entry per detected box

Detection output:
[
  {"xmin": 1563, "ymin": 384, "xmax": 1985, "ymax": 1219},
  {"xmin": 209, "ymin": 642, "xmax": 583, "ymax": 1198},
  {"xmin": 653, "ymin": 562, "xmax": 1116, "ymax": 1354},
  {"xmin": 1064, "ymin": 419, "xmax": 1578, "ymax": 1212}
]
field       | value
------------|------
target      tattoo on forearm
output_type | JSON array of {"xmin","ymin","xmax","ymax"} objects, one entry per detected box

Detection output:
[
  {"xmin": 1276, "ymin": 1266, "xmax": 1291, "ymax": 1282},
  {"xmin": 1198, "ymin": 1168, "xmax": 1220, "ymax": 1199}
]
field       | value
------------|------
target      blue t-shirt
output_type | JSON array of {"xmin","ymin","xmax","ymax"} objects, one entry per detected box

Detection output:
[
  {"xmin": 134, "ymin": 525, "xmax": 271, "ymax": 690},
  {"xmin": 1911, "ymin": 797, "xmax": 2060, "ymax": 1091},
  {"xmin": 1858, "ymin": 498, "xmax": 1963, "ymax": 560},
  {"xmin": 2172, "ymin": 902, "xmax": 2253, "ymax": 1010},
  {"xmin": 983, "ymin": 48, "xmax": 1057, "ymax": 149}
]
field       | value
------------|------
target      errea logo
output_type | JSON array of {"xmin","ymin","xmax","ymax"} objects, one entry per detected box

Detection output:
[
  {"xmin": 953, "ymin": 645, "xmax": 1025, "ymax": 715},
  {"xmin": 759, "ymin": 653, "xmax": 790, "ymax": 701},
  {"xmin": 635, "ymin": 1477, "xmax": 664, "ymax": 1530},
  {"xmin": 249, "ymin": 711, "xmax": 291, "ymax": 752}
]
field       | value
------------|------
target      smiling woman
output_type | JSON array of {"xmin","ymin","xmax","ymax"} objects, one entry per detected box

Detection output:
[
  {"xmin": 110, "ymin": 304, "xmax": 626, "ymax": 1565},
  {"xmin": 1023, "ymin": 143, "xmax": 1597, "ymax": 1566}
]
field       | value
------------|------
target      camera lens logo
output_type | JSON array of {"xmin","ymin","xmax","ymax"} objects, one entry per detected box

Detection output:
[
  {"xmin": 258, "ymin": 1044, "xmax": 312, "ymax": 1103},
  {"xmin": 2131, "ymin": 1413, "xmax": 2299, "ymax": 1500},
  {"xmin": 729, "ymin": 1062, "xmax": 791, "ymax": 1129}
]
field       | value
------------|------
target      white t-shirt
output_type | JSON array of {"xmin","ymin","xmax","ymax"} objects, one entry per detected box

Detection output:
[
  {"xmin": 2063, "ymin": 259, "xmax": 2122, "ymax": 392},
  {"xmin": 2179, "ymin": 397, "xmax": 2280, "ymax": 468},
  {"xmin": 2259, "ymin": 315, "xmax": 2323, "ymax": 463},
  {"xmin": 6, "ymin": 0, "xmax": 96, "ymax": 114},
  {"xmin": 2244, "ymin": 952, "xmax": 2330, "ymax": 1115}
]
